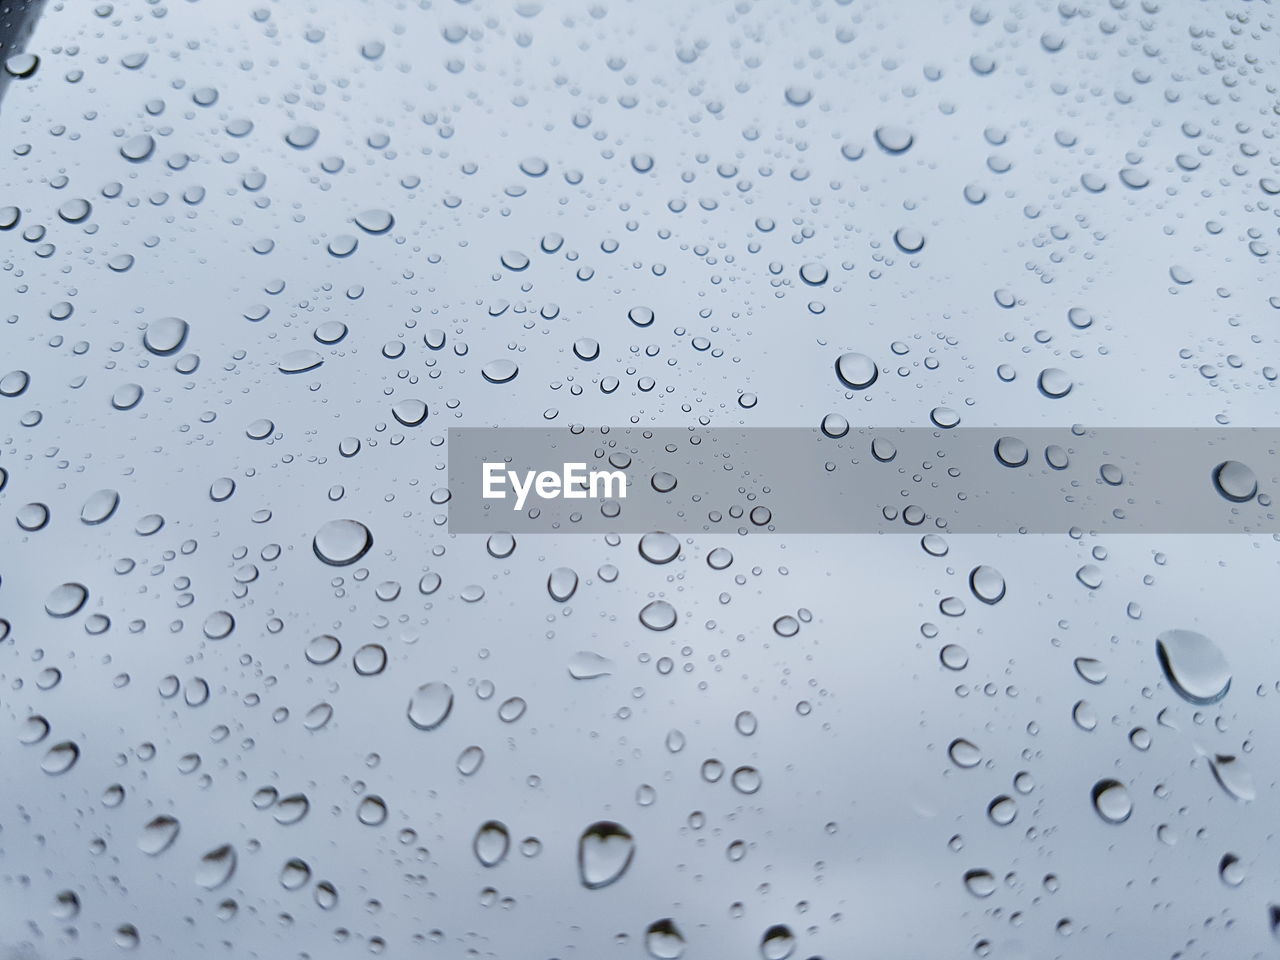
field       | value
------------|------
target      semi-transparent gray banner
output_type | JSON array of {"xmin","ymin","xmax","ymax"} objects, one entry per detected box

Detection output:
[{"xmin": 446, "ymin": 427, "xmax": 1278, "ymax": 534}]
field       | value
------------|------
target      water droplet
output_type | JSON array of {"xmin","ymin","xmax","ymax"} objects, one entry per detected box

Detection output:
[
  {"xmin": 354, "ymin": 209, "xmax": 394, "ymax": 234},
  {"xmin": 1037, "ymin": 368, "xmax": 1073, "ymax": 398},
  {"xmin": 285, "ymin": 125, "xmax": 319, "ymax": 148},
  {"xmin": 352, "ymin": 643, "xmax": 387, "ymax": 676},
  {"xmin": 835, "ymin": 352, "xmax": 878, "ymax": 390},
  {"xmin": 645, "ymin": 919, "xmax": 686, "ymax": 959},
  {"xmin": 1220, "ymin": 853, "xmax": 1245, "ymax": 887},
  {"xmin": 357, "ymin": 796, "xmax": 388, "ymax": 826},
  {"xmin": 731, "ymin": 766, "xmax": 762, "ymax": 794},
  {"xmin": 280, "ymin": 858, "xmax": 311, "ymax": 890},
  {"xmin": 41, "ymin": 741, "xmax": 79, "ymax": 775},
  {"xmin": 139, "ymin": 816, "xmax": 181, "ymax": 855},
  {"xmin": 45, "ymin": 583, "xmax": 88, "ymax": 618},
  {"xmin": 0, "ymin": 369, "xmax": 29, "ymax": 397},
  {"xmin": 874, "ymin": 125, "xmax": 914, "ymax": 153},
  {"xmin": 196, "ymin": 845, "xmax": 237, "ymax": 889},
  {"xmin": 963, "ymin": 869, "xmax": 996, "ymax": 898},
  {"xmin": 639, "ymin": 532, "xmax": 680, "ymax": 564},
  {"xmin": 1212, "ymin": 461, "xmax": 1257, "ymax": 503},
  {"xmin": 279, "ymin": 350, "xmax": 324, "ymax": 374},
  {"xmin": 949, "ymin": 738, "xmax": 982, "ymax": 768},
  {"xmin": 578, "ymin": 821, "xmax": 635, "ymax": 889},
  {"xmin": 820, "ymin": 413, "xmax": 849, "ymax": 438},
  {"xmin": 80, "ymin": 488, "xmax": 120, "ymax": 525},
  {"xmin": 58, "ymin": 198, "xmax": 91, "ymax": 223},
  {"xmin": 994, "ymin": 436, "xmax": 1028, "ymax": 467},
  {"xmin": 111, "ymin": 383, "xmax": 144, "ymax": 410},
  {"xmin": 1091, "ymin": 779, "xmax": 1132, "ymax": 824},
  {"xmin": 407, "ymin": 682, "xmax": 454, "ymax": 730},
  {"xmin": 5, "ymin": 53, "xmax": 40, "ymax": 78},
  {"xmin": 391, "ymin": 398, "xmax": 428, "ymax": 426},
  {"xmin": 987, "ymin": 796, "xmax": 1017, "ymax": 826},
  {"xmin": 203, "ymin": 611, "xmax": 235, "ymax": 640},
  {"xmin": 481, "ymin": 359, "xmax": 519, "ymax": 383},
  {"xmin": 457, "ymin": 745, "xmax": 485, "ymax": 775},
  {"xmin": 143, "ymin": 317, "xmax": 189, "ymax": 356},
  {"xmin": 306, "ymin": 634, "xmax": 342, "ymax": 665},
  {"xmin": 474, "ymin": 820, "xmax": 511, "ymax": 867},
  {"xmin": 893, "ymin": 227, "xmax": 925, "ymax": 253},
  {"xmin": 547, "ymin": 566, "xmax": 579, "ymax": 602},
  {"xmin": 1074, "ymin": 658, "xmax": 1107, "ymax": 684},
  {"xmin": 968, "ymin": 565, "xmax": 1005, "ymax": 604},
  {"xmin": 569, "ymin": 651, "xmax": 613, "ymax": 679},
  {"xmin": 500, "ymin": 250, "xmax": 530, "ymax": 271},
  {"xmin": 121, "ymin": 133, "xmax": 155, "ymax": 161},
  {"xmin": 1156, "ymin": 629, "xmax": 1230, "ymax": 704},
  {"xmin": 760, "ymin": 924, "xmax": 797, "ymax": 959},
  {"xmin": 707, "ymin": 547, "xmax": 734, "ymax": 570},
  {"xmin": 628, "ymin": 306, "xmax": 655, "ymax": 327},
  {"xmin": 639, "ymin": 600, "xmax": 677, "ymax": 631},
  {"xmin": 313, "ymin": 519, "xmax": 373, "ymax": 566},
  {"xmin": 1209, "ymin": 754, "xmax": 1255, "ymax": 802}
]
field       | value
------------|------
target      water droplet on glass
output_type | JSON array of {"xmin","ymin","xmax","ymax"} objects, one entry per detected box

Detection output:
[
  {"xmin": 645, "ymin": 919, "xmax": 686, "ymax": 959},
  {"xmin": 1212, "ymin": 461, "xmax": 1258, "ymax": 503},
  {"xmin": 639, "ymin": 600, "xmax": 677, "ymax": 631},
  {"xmin": 639, "ymin": 532, "xmax": 680, "ymax": 564},
  {"xmin": 407, "ymin": 682, "xmax": 454, "ymax": 730},
  {"xmin": 1091, "ymin": 779, "xmax": 1132, "ymax": 824},
  {"xmin": 474, "ymin": 820, "xmax": 511, "ymax": 867},
  {"xmin": 949, "ymin": 738, "xmax": 982, "ymax": 768},
  {"xmin": 568, "ymin": 651, "xmax": 613, "ymax": 679},
  {"xmin": 313, "ymin": 519, "xmax": 373, "ymax": 566},
  {"xmin": 139, "ymin": 816, "xmax": 181, "ymax": 855},
  {"xmin": 45, "ymin": 583, "xmax": 88, "ymax": 618},
  {"xmin": 143, "ymin": 317, "xmax": 189, "ymax": 356},
  {"xmin": 1156, "ymin": 629, "xmax": 1231, "ymax": 704},
  {"xmin": 835, "ymin": 352, "xmax": 878, "ymax": 390},
  {"xmin": 578, "ymin": 821, "xmax": 635, "ymax": 889},
  {"xmin": 481, "ymin": 359, "xmax": 519, "ymax": 383},
  {"xmin": 195, "ymin": 845, "xmax": 237, "ymax": 889},
  {"xmin": 968, "ymin": 565, "xmax": 1005, "ymax": 604}
]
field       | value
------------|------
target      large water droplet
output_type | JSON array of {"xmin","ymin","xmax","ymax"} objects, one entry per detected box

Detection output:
[
  {"xmin": 279, "ymin": 349, "xmax": 324, "ymax": 374},
  {"xmin": 1212, "ymin": 461, "xmax": 1258, "ymax": 503},
  {"xmin": 639, "ymin": 600, "xmax": 677, "ymax": 631},
  {"xmin": 874, "ymin": 124, "xmax": 914, "ymax": 153},
  {"xmin": 313, "ymin": 519, "xmax": 373, "ymax": 566},
  {"xmin": 81, "ymin": 488, "xmax": 120, "ymax": 525},
  {"xmin": 835, "ymin": 352, "xmax": 878, "ymax": 390},
  {"xmin": 645, "ymin": 919, "xmax": 686, "ymax": 959},
  {"xmin": 1091, "ymin": 779, "xmax": 1132, "ymax": 824},
  {"xmin": 474, "ymin": 820, "xmax": 511, "ymax": 867},
  {"xmin": 547, "ymin": 566, "xmax": 578, "ymax": 602},
  {"xmin": 139, "ymin": 816, "xmax": 181, "ymax": 855},
  {"xmin": 568, "ymin": 651, "xmax": 613, "ymax": 679},
  {"xmin": 578, "ymin": 821, "xmax": 635, "ymax": 889},
  {"xmin": 41, "ymin": 741, "xmax": 80, "ymax": 775},
  {"xmin": 1155, "ymin": 629, "xmax": 1230, "ymax": 704},
  {"xmin": 407, "ymin": 682, "xmax": 454, "ymax": 730},
  {"xmin": 948, "ymin": 738, "xmax": 982, "ymax": 769},
  {"xmin": 639, "ymin": 532, "xmax": 680, "ymax": 564},
  {"xmin": 143, "ymin": 317, "xmax": 189, "ymax": 356},
  {"xmin": 968, "ymin": 565, "xmax": 1005, "ymax": 604},
  {"xmin": 963, "ymin": 869, "xmax": 996, "ymax": 898},
  {"xmin": 45, "ymin": 583, "xmax": 88, "ymax": 618},
  {"xmin": 195, "ymin": 845, "xmax": 237, "ymax": 889},
  {"xmin": 760, "ymin": 924, "xmax": 797, "ymax": 959},
  {"xmin": 481, "ymin": 359, "xmax": 519, "ymax": 383}
]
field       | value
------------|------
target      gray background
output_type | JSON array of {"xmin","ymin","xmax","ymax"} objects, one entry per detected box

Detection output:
[{"xmin": 2, "ymin": 0, "xmax": 1279, "ymax": 958}]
